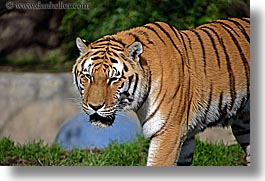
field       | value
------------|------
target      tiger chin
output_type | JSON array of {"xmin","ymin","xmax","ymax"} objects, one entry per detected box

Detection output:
[
  {"xmin": 72, "ymin": 18, "xmax": 250, "ymax": 166},
  {"xmin": 89, "ymin": 113, "xmax": 114, "ymax": 128}
]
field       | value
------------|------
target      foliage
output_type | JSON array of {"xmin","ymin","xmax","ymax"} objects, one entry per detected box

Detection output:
[
  {"xmin": 59, "ymin": 0, "xmax": 239, "ymax": 60},
  {"xmin": 0, "ymin": 0, "xmax": 249, "ymax": 71},
  {"xmin": 0, "ymin": 136, "xmax": 245, "ymax": 166}
]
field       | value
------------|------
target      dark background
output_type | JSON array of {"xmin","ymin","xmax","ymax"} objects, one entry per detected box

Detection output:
[{"xmin": 0, "ymin": 0, "xmax": 250, "ymax": 72}]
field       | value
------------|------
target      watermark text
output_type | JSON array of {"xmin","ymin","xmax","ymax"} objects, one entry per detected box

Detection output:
[{"xmin": 6, "ymin": 1, "xmax": 90, "ymax": 10}]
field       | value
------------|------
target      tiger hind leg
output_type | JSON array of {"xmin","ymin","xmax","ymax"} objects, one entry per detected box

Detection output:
[
  {"xmin": 231, "ymin": 111, "xmax": 250, "ymax": 166},
  {"xmin": 176, "ymin": 136, "xmax": 195, "ymax": 166}
]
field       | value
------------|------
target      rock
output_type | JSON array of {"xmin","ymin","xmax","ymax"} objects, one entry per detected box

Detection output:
[
  {"xmin": 55, "ymin": 111, "xmax": 142, "ymax": 150},
  {"xmin": 0, "ymin": 0, "xmax": 65, "ymax": 56},
  {"xmin": 0, "ymin": 73, "xmax": 79, "ymax": 144},
  {"xmin": 197, "ymin": 127, "xmax": 236, "ymax": 145}
]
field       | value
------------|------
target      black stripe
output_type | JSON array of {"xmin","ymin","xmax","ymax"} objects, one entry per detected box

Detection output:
[
  {"xmin": 108, "ymin": 41, "xmax": 125, "ymax": 48},
  {"xmin": 96, "ymin": 36, "xmax": 126, "ymax": 47},
  {"xmin": 152, "ymin": 22, "xmax": 183, "ymax": 55},
  {"xmin": 80, "ymin": 59, "xmax": 87, "ymax": 71},
  {"xmin": 220, "ymin": 37, "xmax": 236, "ymax": 111},
  {"xmin": 214, "ymin": 21, "xmax": 240, "ymax": 37},
  {"xmin": 109, "ymin": 51, "xmax": 120, "ymax": 58},
  {"xmin": 89, "ymin": 50, "xmax": 106, "ymax": 56},
  {"xmin": 186, "ymin": 76, "xmax": 192, "ymax": 128},
  {"xmin": 218, "ymin": 91, "xmax": 223, "ymax": 114},
  {"xmin": 191, "ymin": 30, "xmax": 207, "ymax": 75},
  {"xmin": 220, "ymin": 24, "xmax": 250, "ymax": 102},
  {"xmin": 226, "ymin": 18, "xmax": 250, "ymax": 43},
  {"xmin": 110, "ymin": 58, "xmax": 118, "ymax": 63},
  {"xmin": 143, "ymin": 25, "xmax": 166, "ymax": 45},
  {"xmin": 93, "ymin": 62, "xmax": 101, "ymax": 67},
  {"xmin": 91, "ymin": 56, "xmax": 101, "ymax": 61},
  {"xmin": 181, "ymin": 31, "xmax": 192, "ymax": 47},
  {"xmin": 179, "ymin": 32, "xmax": 187, "ymax": 51},
  {"xmin": 203, "ymin": 82, "xmax": 213, "ymax": 124},
  {"xmin": 142, "ymin": 86, "xmax": 167, "ymax": 127},
  {"xmin": 142, "ymin": 66, "xmax": 188, "ymax": 139},
  {"xmin": 152, "ymin": 22, "xmax": 185, "ymax": 74},
  {"xmin": 138, "ymin": 73, "xmax": 151, "ymax": 110},
  {"xmin": 94, "ymin": 39, "xmax": 109, "ymax": 44},
  {"xmin": 179, "ymin": 32, "xmax": 192, "ymax": 71},
  {"xmin": 139, "ymin": 57, "xmax": 148, "ymax": 70},
  {"xmin": 199, "ymin": 26, "xmax": 223, "ymax": 67},
  {"xmin": 174, "ymin": 76, "xmax": 185, "ymax": 119},
  {"xmin": 73, "ymin": 66, "xmax": 79, "ymax": 87},
  {"xmin": 120, "ymin": 54, "xmax": 127, "ymax": 61},
  {"xmin": 113, "ymin": 38, "xmax": 126, "ymax": 47},
  {"xmin": 110, "ymin": 46, "xmax": 124, "ymax": 51},
  {"xmin": 200, "ymin": 28, "xmax": 221, "ymax": 68},
  {"xmin": 241, "ymin": 18, "xmax": 250, "ymax": 24},
  {"xmin": 132, "ymin": 74, "xmax": 139, "ymax": 96},
  {"xmin": 181, "ymin": 31, "xmax": 194, "ymax": 67},
  {"xmin": 123, "ymin": 63, "xmax": 128, "ymax": 72},
  {"xmin": 95, "ymin": 38, "xmax": 125, "ymax": 48},
  {"xmin": 92, "ymin": 45, "xmax": 107, "ymax": 49},
  {"xmin": 149, "ymin": 93, "xmax": 175, "ymax": 140},
  {"xmin": 168, "ymin": 24, "xmax": 182, "ymax": 43},
  {"xmin": 179, "ymin": 32, "xmax": 189, "ymax": 62},
  {"xmin": 166, "ymin": 23, "xmax": 186, "ymax": 74},
  {"xmin": 128, "ymin": 33, "xmax": 145, "ymax": 46},
  {"xmin": 127, "ymin": 75, "xmax": 134, "ymax": 92},
  {"xmin": 152, "ymin": 75, "xmax": 163, "ymax": 105},
  {"xmin": 119, "ymin": 82, "xmax": 124, "ymax": 89},
  {"xmin": 170, "ymin": 80, "xmax": 181, "ymax": 100},
  {"xmin": 148, "ymin": 34, "xmax": 163, "ymax": 106},
  {"xmin": 137, "ymin": 30, "xmax": 154, "ymax": 45},
  {"xmin": 202, "ymin": 25, "xmax": 237, "ymax": 111}
]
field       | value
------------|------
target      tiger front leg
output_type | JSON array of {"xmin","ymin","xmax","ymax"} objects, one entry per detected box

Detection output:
[{"xmin": 146, "ymin": 121, "xmax": 187, "ymax": 166}]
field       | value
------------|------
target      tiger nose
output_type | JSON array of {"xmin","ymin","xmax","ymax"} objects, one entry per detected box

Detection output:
[{"xmin": 89, "ymin": 103, "xmax": 104, "ymax": 111}]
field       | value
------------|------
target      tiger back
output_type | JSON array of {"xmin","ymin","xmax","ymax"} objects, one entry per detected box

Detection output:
[{"xmin": 73, "ymin": 18, "xmax": 250, "ymax": 166}]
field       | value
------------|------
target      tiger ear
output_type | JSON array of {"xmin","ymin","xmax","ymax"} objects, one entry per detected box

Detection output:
[
  {"xmin": 76, "ymin": 37, "xmax": 90, "ymax": 54},
  {"xmin": 128, "ymin": 42, "xmax": 143, "ymax": 61}
]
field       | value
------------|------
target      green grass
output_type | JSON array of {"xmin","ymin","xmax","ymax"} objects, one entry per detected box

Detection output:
[
  {"xmin": 193, "ymin": 140, "xmax": 246, "ymax": 166},
  {"xmin": 0, "ymin": 136, "xmax": 246, "ymax": 166}
]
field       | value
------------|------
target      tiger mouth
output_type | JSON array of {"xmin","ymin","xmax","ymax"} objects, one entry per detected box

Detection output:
[{"xmin": 89, "ymin": 113, "xmax": 115, "ymax": 128}]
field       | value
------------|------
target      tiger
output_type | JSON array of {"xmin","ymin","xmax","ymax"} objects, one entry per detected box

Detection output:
[{"xmin": 72, "ymin": 18, "xmax": 250, "ymax": 166}]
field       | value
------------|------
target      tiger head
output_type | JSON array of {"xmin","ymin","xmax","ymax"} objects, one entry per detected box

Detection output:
[{"xmin": 72, "ymin": 36, "xmax": 148, "ymax": 128}]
